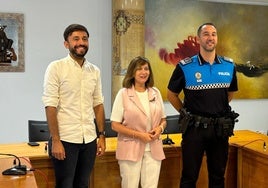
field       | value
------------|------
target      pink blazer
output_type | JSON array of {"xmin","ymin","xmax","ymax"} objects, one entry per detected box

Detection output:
[{"xmin": 116, "ymin": 86, "xmax": 166, "ymax": 162}]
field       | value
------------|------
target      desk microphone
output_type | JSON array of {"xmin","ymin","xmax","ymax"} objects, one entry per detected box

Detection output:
[
  {"xmin": 162, "ymin": 134, "xmax": 175, "ymax": 145},
  {"xmin": 0, "ymin": 153, "xmax": 27, "ymax": 175}
]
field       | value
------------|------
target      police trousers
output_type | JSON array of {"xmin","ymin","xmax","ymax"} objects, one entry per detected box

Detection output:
[{"xmin": 180, "ymin": 124, "xmax": 229, "ymax": 188}]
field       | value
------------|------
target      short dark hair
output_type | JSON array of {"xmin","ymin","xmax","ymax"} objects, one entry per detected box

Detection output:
[
  {"xmin": 63, "ymin": 24, "xmax": 89, "ymax": 41},
  {"xmin": 197, "ymin": 23, "xmax": 216, "ymax": 36},
  {"xmin": 122, "ymin": 56, "xmax": 154, "ymax": 88}
]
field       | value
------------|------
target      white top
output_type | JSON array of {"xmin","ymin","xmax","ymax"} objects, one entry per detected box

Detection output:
[
  {"xmin": 135, "ymin": 90, "xmax": 151, "ymax": 132},
  {"xmin": 136, "ymin": 90, "xmax": 151, "ymax": 151},
  {"xmin": 42, "ymin": 54, "xmax": 104, "ymax": 144}
]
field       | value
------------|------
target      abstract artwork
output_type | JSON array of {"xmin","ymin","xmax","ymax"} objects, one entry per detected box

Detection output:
[{"xmin": 145, "ymin": 0, "xmax": 268, "ymax": 99}]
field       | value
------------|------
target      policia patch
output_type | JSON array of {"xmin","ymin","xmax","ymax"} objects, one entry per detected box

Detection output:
[{"xmin": 180, "ymin": 57, "xmax": 192, "ymax": 65}]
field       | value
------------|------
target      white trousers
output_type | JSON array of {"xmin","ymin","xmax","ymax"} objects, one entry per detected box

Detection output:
[{"xmin": 118, "ymin": 151, "xmax": 162, "ymax": 188}]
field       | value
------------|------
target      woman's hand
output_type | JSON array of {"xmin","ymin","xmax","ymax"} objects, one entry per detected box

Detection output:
[
  {"xmin": 149, "ymin": 126, "xmax": 162, "ymax": 140},
  {"xmin": 136, "ymin": 132, "xmax": 154, "ymax": 143}
]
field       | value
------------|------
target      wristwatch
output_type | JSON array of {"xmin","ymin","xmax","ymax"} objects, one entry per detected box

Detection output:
[{"xmin": 98, "ymin": 131, "xmax": 106, "ymax": 137}]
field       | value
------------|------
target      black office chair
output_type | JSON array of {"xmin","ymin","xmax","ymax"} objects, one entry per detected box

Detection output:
[
  {"xmin": 28, "ymin": 120, "xmax": 50, "ymax": 142},
  {"xmin": 28, "ymin": 119, "xmax": 117, "ymax": 142},
  {"xmin": 164, "ymin": 115, "xmax": 181, "ymax": 134},
  {"xmin": 94, "ymin": 119, "xmax": 117, "ymax": 137},
  {"xmin": 162, "ymin": 115, "xmax": 180, "ymax": 145},
  {"xmin": 104, "ymin": 119, "xmax": 117, "ymax": 137}
]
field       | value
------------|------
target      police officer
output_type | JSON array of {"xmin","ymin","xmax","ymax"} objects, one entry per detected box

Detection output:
[{"xmin": 167, "ymin": 23, "xmax": 238, "ymax": 188}]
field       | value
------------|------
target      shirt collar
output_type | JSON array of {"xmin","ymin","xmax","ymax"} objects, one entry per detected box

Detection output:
[
  {"xmin": 197, "ymin": 53, "xmax": 221, "ymax": 65},
  {"xmin": 67, "ymin": 54, "xmax": 93, "ymax": 71},
  {"xmin": 67, "ymin": 54, "xmax": 80, "ymax": 67}
]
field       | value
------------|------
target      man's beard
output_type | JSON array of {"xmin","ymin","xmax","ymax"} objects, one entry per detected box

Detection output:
[
  {"xmin": 204, "ymin": 47, "xmax": 215, "ymax": 52},
  {"xmin": 203, "ymin": 44, "xmax": 216, "ymax": 52},
  {"xmin": 203, "ymin": 41, "xmax": 216, "ymax": 52},
  {"xmin": 70, "ymin": 46, "xmax": 88, "ymax": 59}
]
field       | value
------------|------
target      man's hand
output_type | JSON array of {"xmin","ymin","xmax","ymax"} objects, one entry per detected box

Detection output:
[
  {"xmin": 96, "ymin": 136, "xmax": 106, "ymax": 156},
  {"xmin": 52, "ymin": 140, "xmax": 66, "ymax": 160}
]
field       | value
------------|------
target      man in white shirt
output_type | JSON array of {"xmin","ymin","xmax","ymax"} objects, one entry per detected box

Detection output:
[{"xmin": 42, "ymin": 24, "xmax": 106, "ymax": 188}]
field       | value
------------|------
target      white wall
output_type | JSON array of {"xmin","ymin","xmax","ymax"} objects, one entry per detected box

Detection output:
[
  {"xmin": 0, "ymin": 0, "xmax": 112, "ymax": 143},
  {"xmin": 0, "ymin": 0, "xmax": 267, "ymax": 144}
]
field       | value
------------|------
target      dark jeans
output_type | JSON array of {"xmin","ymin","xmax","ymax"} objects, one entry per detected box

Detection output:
[
  {"xmin": 48, "ymin": 138, "xmax": 97, "ymax": 188},
  {"xmin": 180, "ymin": 125, "xmax": 229, "ymax": 188}
]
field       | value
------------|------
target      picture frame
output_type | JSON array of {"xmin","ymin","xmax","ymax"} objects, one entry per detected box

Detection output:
[{"xmin": 0, "ymin": 13, "xmax": 24, "ymax": 72}]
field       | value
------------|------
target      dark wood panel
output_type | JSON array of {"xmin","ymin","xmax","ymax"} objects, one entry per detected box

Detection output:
[
  {"xmin": 30, "ymin": 157, "xmax": 55, "ymax": 188},
  {"xmin": 238, "ymin": 148, "xmax": 268, "ymax": 188},
  {"xmin": 159, "ymin": 146, "xmax": 181, "ymax": 187}
]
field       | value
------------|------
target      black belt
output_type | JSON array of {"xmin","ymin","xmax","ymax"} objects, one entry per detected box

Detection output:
[{"xmin": 192, "ymin": 115, "xmax": 217, "ymax": 128}]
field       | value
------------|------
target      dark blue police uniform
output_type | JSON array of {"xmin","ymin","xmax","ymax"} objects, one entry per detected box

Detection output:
[{"xmin": 168, "ymin": 54, "xmax": 238, "ymax": 188}]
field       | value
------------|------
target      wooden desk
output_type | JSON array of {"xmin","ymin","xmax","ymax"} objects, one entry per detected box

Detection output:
[
  {"xmin": 0, "ymin": 157, "xmax": 37, "ymax": 188},
  {"xmin": 0, "ymin": 142, "xmax": 53, "ymax": 188},
  {"xmin": 0, "ymin": 130, "xmax": 266, "ymax": 188},
  {"xmin": 230, "ymin": 130, "xmax": 268, "ymax": 188}
]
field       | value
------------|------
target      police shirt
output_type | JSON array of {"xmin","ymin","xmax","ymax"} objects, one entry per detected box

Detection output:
[{"xmin": 167, "ymin": 54, "xmax": 238, "ymax": 117}]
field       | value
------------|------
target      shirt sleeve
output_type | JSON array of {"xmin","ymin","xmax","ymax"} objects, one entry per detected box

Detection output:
[
  {"xmin": 228, "ymin": 66, "xmax": 238, "ymax": 92},
  {"xmin": 167, "ymin": 64, "xmax": 185, "ymax": 94},
  {"xmin": 110, "ymin": 89, "xmax": 124, "ymax": 122},
  {"xmin": 42, "ymin": 61, "xmax": 60, "ymax": 107}
]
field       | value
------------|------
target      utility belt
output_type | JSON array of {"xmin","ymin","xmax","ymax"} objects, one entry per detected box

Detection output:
[
  {"xmin": 178, "ymin": 108, "xmax": 239, "ymax": 138},
  {"xmin": 192, "ymin": 115, "xmax": 216, "ymax": 128}
]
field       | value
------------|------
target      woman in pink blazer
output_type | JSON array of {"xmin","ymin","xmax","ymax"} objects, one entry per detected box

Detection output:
[{"xmin": 110, "ymin": 56, "xmax": 167, "ymax": 188}]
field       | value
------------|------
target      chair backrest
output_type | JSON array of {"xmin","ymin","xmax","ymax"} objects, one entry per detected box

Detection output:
[
  {"xmin": 164, "ymin": 115, "xmax": 181, "ymax": 134},
  {"xmin": 94, "ymin": 119, "xmax": 118, "ymax": 137},
  {"xmin": 28, "ymin": 119, "xmax": 118, "ymax": 141},
  {"xmin": 104, "ymin": 119, "xmax": 117, "ymax": 137},
  {"xmin": 28, "ymin": 120, "xmax": 50, "ymax": 142}
]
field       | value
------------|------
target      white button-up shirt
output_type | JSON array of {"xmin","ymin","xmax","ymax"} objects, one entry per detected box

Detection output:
[{"xmin": 42, "ymin": 54, "xmax": 104, "ymax": 144}]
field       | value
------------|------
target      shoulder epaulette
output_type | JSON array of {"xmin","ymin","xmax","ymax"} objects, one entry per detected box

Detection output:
[
  {"xmin": 179, "ymin": 57, "xmax": 192, "ymax": 65},
  {"xmin": 223, "ymin": 56, "xmax": 234, "ymax": 63}
]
